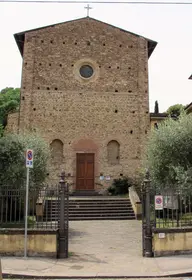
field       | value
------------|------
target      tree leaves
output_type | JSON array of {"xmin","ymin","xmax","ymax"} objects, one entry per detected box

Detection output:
[
  {"xmin": 0, "ymin": 133, "xmax": 50, "ymax": 188},
  {"xmin": 166, "ymin": 104, "xmax": 185, "ymax": 117},
  {"xmin": 146, "ymin": 113, "xmax": 192, "ymax": 193},
  {"xmin": 0, "ymin": 87, "xmax": 20, "ymax": 131}
]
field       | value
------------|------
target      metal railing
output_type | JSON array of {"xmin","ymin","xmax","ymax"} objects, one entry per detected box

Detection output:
[
  {"xmin": 143, "ymin": 186, "xmax": 192, "ymax": 228},
  {"xmin": 151, "ymin": 191, "xmax": 192, "ymax": 228},
  {"xmin": 0, "ymin": 184, "xmax": 60, "ymax": 229}
]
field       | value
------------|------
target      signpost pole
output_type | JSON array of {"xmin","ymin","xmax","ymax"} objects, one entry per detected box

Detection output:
[
  {"xmin": 24, "ymin": 149, "xmax": 33, "ymax": 258},
  {"xmin": 0, "ymin": 258, "xmax": 2, "ymax": 280},
  {"xmin": 24, "ymin": 167, "xmax": 30, "ymax": 258},
  {"xmin": 143, "ymin": 170, "xmax": 153, "ymax": 257}
]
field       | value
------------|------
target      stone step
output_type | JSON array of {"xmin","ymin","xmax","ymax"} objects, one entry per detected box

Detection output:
[
  {"xmin": 44, "ymin": 213, "xmax": 135, "ymax": 221},
  {"xmin": 47, "ymin": 198, "xmax": 131, "ymax": 201},
  {"xmin": 46, "ymin": 197, "xmax": 130, "ymax": 201},
  {"xmin": 45, "ymin": 216, "xmax": 135, "ymax": 220},
  {"xmin": 44, "ymin": 212, "xmax": 134, "ymax": 216},
  {"xmin": 69, "ymin": 197, "xmax": 130, "ymax": 200},
  {"xmin": 44, "ymin": 216, "xmax": 136, "ymax": 221},
  {"xmin": 45, "ymin": 208, "xmax": 133, "ymax": 213},
  {"xmin": 46, "ymin": 205, "xmax": 132, "ymax": 209},
  {"xmin": 46, "ymin": 208, "xmax": 132, "ymax": 213},
  {"xmin": 70, "ymin": 190, "xmax": 101, "ymax": 196},
  {"xmin": 71, "ymin": 200, "xmax": 130, "ymax": 203},
  {"xmin": 69, "ymin": 216, "xmax": 135, "ymax": 220},
  {"xmin": 45, "ymin": 204, "xmax": 133, "ymax": 208},
  {"xmin": 43, "ymin": 196, "xmax": 135, "ymax": 221},
  {"xmin": 46, "ymin": 200, "xmax": 132, "ymax": 205}
]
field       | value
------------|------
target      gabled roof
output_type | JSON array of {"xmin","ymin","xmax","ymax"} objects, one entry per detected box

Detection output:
[
  {"xmin": 150, "ymin": 113, "xmax": 168, "ymax": 120},
  {"xmin": 14, "ymin": 16, "xmax": 157, "ymax": 58}
]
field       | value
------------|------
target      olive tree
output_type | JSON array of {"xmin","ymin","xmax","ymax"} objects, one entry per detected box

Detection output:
[
  {"xmin": 166, "ymin": 104, "xmax": 185, "ymax": 117},
  {"xmin": 0, "ymin": 124, "xmax": 3, "ymax": 137},
  {"xmin": 0, "ymin": 133, "xmax": 50, "ymax": 188},
  {"xmin": 145, "ymin": 113, "xmax": 192, "ymax": 193}
]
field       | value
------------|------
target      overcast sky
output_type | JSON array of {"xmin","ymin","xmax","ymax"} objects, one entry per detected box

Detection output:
[{"xmin": 1, "ymin": 0, "xmax": 192, "ymax": 112}]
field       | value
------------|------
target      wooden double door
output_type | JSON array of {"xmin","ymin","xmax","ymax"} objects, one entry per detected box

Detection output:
[{"xmin": 76, "ymin": 153, "xmax": 94, "ymax": 190}]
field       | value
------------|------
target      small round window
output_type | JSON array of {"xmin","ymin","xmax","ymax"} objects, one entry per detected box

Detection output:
[{"xmin": 79, "ymin": 65, "xmax": 94, "ymax": 78}]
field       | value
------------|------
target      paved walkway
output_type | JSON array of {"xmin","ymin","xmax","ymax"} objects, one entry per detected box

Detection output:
[{"xmin": 2, "ymin": 220, "xmax": 192, "ymax": 278}]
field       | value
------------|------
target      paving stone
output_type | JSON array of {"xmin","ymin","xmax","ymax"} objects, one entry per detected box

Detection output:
[{"xmin": 2, "ymin": 221, "xmax": 192, "ymax": 278}]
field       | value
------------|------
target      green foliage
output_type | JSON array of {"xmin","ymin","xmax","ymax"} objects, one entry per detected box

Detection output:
[
  {"xmin": 166, "ymin": 103, "xmax": 185, "ymax": 117},
  {"xmin": 146, "ymin": 113, "xmax": 192, "ymax": 193},
  {"xmin": 154, "ymin": 100, "xmax": 159, "ymax": 114},
  {"xmin": 0, "ymin": 124, "xmax": 4, "ymax": 137},
  {"xmin": 0, "ymin": 87, "xmax": 20, "ymax": 128},
  {"xmin": 0, "ymin": 133, "xmax": 50, "ymax": 188},
  {"xmin": 108, "ymin": 176, "xmax": 132, "ymax": 195}
]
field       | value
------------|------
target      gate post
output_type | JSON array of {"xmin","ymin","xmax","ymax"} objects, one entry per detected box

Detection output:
[
  {"xmin": 143, "ymin": 170, "xmax": 153, "ymax": 257},
  {"xmin": 141, "ymin": 182, "xmax": 146, "ymax": 257},
  {"xmin": 58, "ymin": 171, "xmax": 69, "ymax": 258}
]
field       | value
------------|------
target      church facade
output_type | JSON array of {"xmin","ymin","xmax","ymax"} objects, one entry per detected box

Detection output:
[{"xmin": 8, "ymin": 17, "xmax": 157, "ymax": 192}]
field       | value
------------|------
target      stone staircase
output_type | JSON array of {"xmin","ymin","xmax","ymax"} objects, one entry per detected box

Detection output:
[{"xmin": 43, "ymin": 197, "xmax": 135, "ymax": 221}]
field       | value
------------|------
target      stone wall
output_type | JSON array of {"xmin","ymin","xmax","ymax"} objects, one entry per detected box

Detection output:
[
  {"xmin": 14, "ymin": 17, "xmax": 153, "ymax": 189},
  {"xmin": 5, "ymin": 112, "xmax": 19, "ymax": 133}
]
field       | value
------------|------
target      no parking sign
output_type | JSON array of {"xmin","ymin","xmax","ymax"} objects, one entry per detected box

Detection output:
[
  {"xmin": 26, "ymin": 149, "xmax": 33, "ymax": 168},
  {"xmin": 155, "ymin": 195, "xmax": 163, "ymax": 210}
]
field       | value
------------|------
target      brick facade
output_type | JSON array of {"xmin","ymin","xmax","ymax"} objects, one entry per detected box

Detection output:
[{"xmin": 9, "ymin": 17, "xmax": 157, "ymax": 191}]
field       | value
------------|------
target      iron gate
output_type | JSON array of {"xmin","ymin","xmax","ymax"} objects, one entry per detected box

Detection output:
[{"xmin": 141, "ymin": 170, "xmax": 192, "ymax": 257}]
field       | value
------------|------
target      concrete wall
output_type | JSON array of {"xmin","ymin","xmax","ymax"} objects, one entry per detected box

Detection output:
[
  {"xmin": 0, "ymin": 229, "xmax": 57, "ymax": 257},
  {"xmin": 153, "ymin": 228, "xmax": 192, "ymax": 257}
]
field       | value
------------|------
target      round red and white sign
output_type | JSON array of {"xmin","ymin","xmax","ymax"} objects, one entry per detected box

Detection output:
[
  {"xmin": 156, "ymin": 197, "xmax": 162, "ymax": 204},
  {"xmin": 155, "ymin": 195, "xmax": 163, "ymax": 210},
  {"xmin": 27, "ymin": 150, "xmax": 33, "ymax": 161}
]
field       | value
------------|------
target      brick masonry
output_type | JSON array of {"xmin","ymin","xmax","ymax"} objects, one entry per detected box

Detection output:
[{"xmin": 7, "ymin": 17, "xmax": 156, "ymax": 191}]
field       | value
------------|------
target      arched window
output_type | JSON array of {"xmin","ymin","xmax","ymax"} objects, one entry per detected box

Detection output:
[
  {"xmin": 50, "ymin": 139, "xmax": 63, "ymax": 163},
  {"xmin": 107, "ymin": 140, "xmax": 120, "ymax": 165}
]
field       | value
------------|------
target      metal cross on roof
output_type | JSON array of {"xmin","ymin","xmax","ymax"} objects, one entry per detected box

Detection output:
[{"xmin": 84, "ymin": 4, "xmax": 92, "ymax": 17}]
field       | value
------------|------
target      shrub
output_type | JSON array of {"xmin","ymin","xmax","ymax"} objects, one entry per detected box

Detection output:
[{"xmin": 108, "ymin": 176, "xmax": 132, "ymax": 195}]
